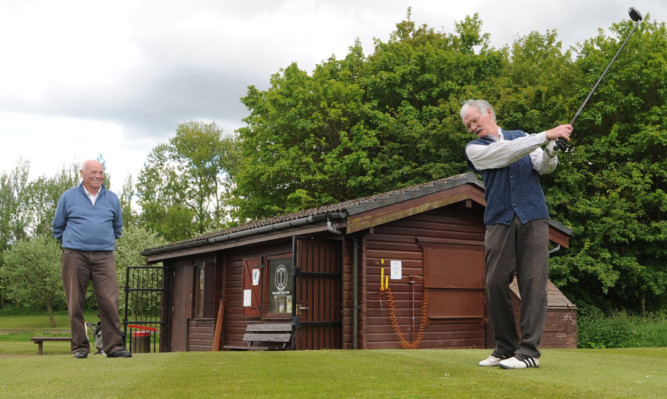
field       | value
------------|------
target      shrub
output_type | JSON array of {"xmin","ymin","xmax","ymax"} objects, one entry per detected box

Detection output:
[{"xmin": 578, "ymin": 307, "xmax": 667, "ymax": 348}]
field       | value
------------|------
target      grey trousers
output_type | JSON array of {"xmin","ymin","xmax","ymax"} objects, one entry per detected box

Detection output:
[
  {"xmin": 485, "ymin": 217, "xmax": 549, "ymax": 359},
  {"xmin": 61, "ymin": 249, "xmax": 124, "ymax": 354}
]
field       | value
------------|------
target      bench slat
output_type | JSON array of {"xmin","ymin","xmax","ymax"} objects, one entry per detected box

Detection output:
[
  {"xmin": 246, "ymin": 323, "xmax": 292, "ymax": 332},
  {"xmin": 243, "ymin": 333, "xmax": 291, "ymax": 343},
  {"xmin": 224, "ymin": 323, "xmax": 292, "ymax": 351},
  {"xmin": 225, "ymin": 345, "xmax": 270, "ymax": 351},
  {"xmin": 31, "ymin": 337, "xmax": 72, "ymax": 342}
]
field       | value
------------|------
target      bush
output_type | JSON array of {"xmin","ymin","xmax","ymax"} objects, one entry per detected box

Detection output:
[{"xmin": 578, "ymin": 307, "xmax": 667, "ymax": 348}]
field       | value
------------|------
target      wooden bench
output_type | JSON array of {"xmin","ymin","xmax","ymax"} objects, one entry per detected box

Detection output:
[
  {"xmin": 31, "ymin": 337, "xmax": 71, "ymax": 355},
  {"xmin": 224, "ymin": 323, "xmax": 292, "ymax": 351}
]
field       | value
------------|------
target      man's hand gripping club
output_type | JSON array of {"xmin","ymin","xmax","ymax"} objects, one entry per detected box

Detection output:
[{"xmin": 544, "ymin": 124, "xmax": 573, "ymax": 157}]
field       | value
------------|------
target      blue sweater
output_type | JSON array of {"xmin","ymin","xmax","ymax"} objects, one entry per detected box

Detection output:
[
  {"xmin": 52, "ymin": 184, "xmax": 123, "ymax": 251},
  {"xmin": 465, "ymin": 129, "xmax": 550, "ymax": 226}
]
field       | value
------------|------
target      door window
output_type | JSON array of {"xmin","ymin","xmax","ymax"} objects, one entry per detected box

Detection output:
[{"xmin": 267, "ymin": 257, "xmax": 293, "ymax": 315}]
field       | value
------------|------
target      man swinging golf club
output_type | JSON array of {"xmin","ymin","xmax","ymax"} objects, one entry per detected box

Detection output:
[
  {"xmin": 463, "ymin": 7, "xmax": 643, "ymax": 369},
  {"xmin": 462, "ymin": 100, "xmax": 571, "ymax": 369}
]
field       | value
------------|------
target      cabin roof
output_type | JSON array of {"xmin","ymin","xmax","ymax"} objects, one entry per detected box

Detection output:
[{"xmin": 142, "ymin": 172, "xmax": 573, "ymax": 260}]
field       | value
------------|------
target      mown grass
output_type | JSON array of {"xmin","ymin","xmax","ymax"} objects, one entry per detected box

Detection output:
[
  {"xmin": 1, "ymin": 313, "xmax": 665, "ymax": 398},
  {"xmin": 0, "ymin": 312, "xmax": 97, "ymax": 331},
  {"xmin": 0, "ymin": 348, "xmax": 665, "ymax": 398},
  {"xmin": 0, "ymin": 312, "xmax": 97, "ymax": 355}
]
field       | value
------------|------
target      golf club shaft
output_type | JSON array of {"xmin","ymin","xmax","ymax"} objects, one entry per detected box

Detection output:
[
  {"xmin": 557, "ymin": 10, "xmax": 643, "ymax": 148},
  {"xmin": 569, "ymin": 22, "xmax": 641, "ymax": 126}
]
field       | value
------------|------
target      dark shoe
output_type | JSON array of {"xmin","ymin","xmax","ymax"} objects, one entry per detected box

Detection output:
[
  {"xmin": 107, "ymin": 349, "xmax": 132, "ymax": 358},
  {"xmin": 73, "ymin": 351, "xmax": 88, "ymax": 359}
]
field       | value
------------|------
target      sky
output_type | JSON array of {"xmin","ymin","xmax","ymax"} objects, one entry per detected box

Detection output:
[{"xmin": 1, "ymin": 0, "xmax": 664, "ymax": 188}]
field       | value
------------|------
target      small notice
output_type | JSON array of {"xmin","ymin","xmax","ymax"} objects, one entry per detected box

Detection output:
[
  {"xmin": 252, "ymin": 268, "xmax": 260, "ymax": 286},
  {"xmin": 243, "ymin": 289, "xmax": 252, "ymax": 307},
  {"xmin": 390, "ymin": 260, "xmax": 402, "ymax": 279}
]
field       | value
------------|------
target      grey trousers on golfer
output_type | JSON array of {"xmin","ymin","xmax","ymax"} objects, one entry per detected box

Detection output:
[
  {"xmin": 485, "ymin": 217, "xmax": 549, "ymax": 359},
  {"xmin": 61, "ymin": 249, "xmax": 125, "ymax": 355}
]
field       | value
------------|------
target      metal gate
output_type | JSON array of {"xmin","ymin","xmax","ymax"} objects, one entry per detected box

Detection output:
[
  {"xmin": 292, "ymin": 237, "xmax": 342, "ymax": 350},
  {"xmin": 123, "ymin": 266, "xmax": 166, "ymax": 353}
]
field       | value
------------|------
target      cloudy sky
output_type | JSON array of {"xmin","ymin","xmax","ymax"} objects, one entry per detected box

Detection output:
[{"xmin": 1, "ymin": 0, "xmax": 664, "ymax": 187}]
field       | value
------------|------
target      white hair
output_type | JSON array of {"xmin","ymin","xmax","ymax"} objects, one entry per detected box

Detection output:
[
  {"xmin": 460, "ymin": 100, "xmax": 497, "ymax": 122},
  {"xmin": 81, "ymin": 160, "xmax": 103, "ymax": 172}
]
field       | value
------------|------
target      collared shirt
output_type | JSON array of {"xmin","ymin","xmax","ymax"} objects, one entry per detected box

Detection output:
[
  {"xmin": 83, "ymin": 186, "xmax": 101, "ymax": 206},
  {"xmin": 465, "ymin": 127, "xmax": 557, "ymax": 175}
]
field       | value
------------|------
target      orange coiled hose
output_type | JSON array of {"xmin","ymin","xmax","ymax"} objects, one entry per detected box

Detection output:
[{"xmin": 379, "ymin": 276, "xmax": 429, "ymax": 349}]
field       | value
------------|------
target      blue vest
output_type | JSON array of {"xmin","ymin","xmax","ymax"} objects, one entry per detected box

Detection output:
[{"xmin": 465, "ymin": 129, "xmax": 549, "ymax": 226}]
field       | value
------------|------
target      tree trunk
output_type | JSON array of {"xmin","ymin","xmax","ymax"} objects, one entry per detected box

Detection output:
[{"xmin": 47, "ymin": 301, "xmax": 56, "ymax": 328}]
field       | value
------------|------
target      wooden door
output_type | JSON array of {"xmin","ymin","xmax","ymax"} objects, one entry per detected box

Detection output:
[
  {"xmin": 292, "ymin": 237, "xmax": 342, "ymax": 350},
  {"xmin": 170, "ymin": 264, "xmax": 193, "ymax": 351}
]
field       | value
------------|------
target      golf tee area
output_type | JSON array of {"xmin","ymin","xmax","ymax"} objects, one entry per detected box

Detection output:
[{"xmin": 1, "ymin": 348, "xmax": 664, "ymax": 398}]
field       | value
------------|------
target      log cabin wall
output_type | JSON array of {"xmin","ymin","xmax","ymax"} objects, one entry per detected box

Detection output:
[
  {"xmin": 359, "ymin": 204, "xmax": 487, "ymax": 349},
  {"xmin": 217, "ymin": 241, "xmax": 293, "ymax": 349},
  {"xmin": 148, "ymin": 174, "xmax": 577, "ymax": 352}
]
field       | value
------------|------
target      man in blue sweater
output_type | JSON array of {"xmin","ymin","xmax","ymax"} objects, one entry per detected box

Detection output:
[
  {"xmin": 53, "ymin": 160, "xmax": 131, "ymax": 358},
  {"xmin": 462, "ymin": 100, "xmax": 571, "ymax": 369}
]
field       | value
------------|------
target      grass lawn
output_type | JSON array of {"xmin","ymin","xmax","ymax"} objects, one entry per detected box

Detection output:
[
  {"xmin": 0, "ymin": 348, "xmax": 664, "ymax": 398},
  {"xmin": 0, "ymin": 312, "xmax": 98, "ymax": 355},
  {"xmin": 0, "ymin": 312, "xmax": 97, "ymax": 334}
]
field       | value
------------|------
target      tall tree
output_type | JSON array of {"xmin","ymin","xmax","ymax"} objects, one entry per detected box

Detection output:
[
  {"xmin": 546, "ymin": 17, "xmax": 667, "ymax": 313},
  {"xmin": 234, "ymin": 11, "xmax": 665, "ymax": 313},
  {"xmin": 0, "ymin": 159, "xmax": 31, "ymax": 251},
  {"xmin": 137, "ymin": 122, "xmax": 239, "ymax": 241},
  {"xmin": 235, "ymin": 13, "xmax": 506, "ymax": 219},
  {"xmin": 0, "ymin": 161, "xmax": 78, "ymax": 307},
  {"xmin": 0, "ymin": 235, "xmax": 65, "ymax": 326},
  {"xmin": 118, "ymin": 174, "xmax": 137, "ymax": 229},
  {"xmin": 26, "ymin": 164, "xmax": 80, "ymax": 238}
]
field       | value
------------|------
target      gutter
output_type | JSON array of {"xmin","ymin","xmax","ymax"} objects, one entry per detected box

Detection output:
[{"xmin": 141, "ymin": 212, "xmax": 348, "ymax": 256}]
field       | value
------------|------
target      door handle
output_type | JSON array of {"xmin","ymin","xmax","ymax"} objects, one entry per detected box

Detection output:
[{"xmin": 296, "ymin": 304, "xmax": 308, "ymax": 315}]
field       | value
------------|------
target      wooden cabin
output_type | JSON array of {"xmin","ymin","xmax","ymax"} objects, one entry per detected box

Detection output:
[{"xmin": 141, "ymin": 172, "xmax": 577, "ymax": 352}]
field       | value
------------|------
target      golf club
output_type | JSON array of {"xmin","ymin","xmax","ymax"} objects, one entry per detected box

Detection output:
[{"xmin": 555, "ymin": 7, "xmax": 643, "ymax": 150}]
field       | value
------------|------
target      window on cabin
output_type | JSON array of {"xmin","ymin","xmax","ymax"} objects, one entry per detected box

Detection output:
[
  {"xmin": 242, "ymin": 256, "xmax": 293, "ymax": 318},
  {"xmin": 267, "ymin": 257, "xmax": 293, "ymax": 315}
]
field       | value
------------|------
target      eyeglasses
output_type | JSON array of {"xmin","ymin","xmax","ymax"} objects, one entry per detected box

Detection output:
[{"xmin": 465, "ymin": 113, "xmax": 484, "ymax": 132}]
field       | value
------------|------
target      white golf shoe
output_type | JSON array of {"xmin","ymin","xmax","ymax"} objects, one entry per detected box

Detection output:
[
  {"xmin": 498, "ymin": 356, "xmax": 540, "ymax": 369},
  {"xmin": 478, "ymin": 355, "xmax": 503, "ymax": 367}
]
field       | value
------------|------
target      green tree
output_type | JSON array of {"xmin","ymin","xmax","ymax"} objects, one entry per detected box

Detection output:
[
  {"xmin": 547, "ymin": 16, "xmax": 667, "ymax": 314},
  {"xmin": 234, "ymin": 11, "xmax": 665, "ymax": 313},
  {"xmin": 118, "ymin": 174, "xmax": 137, "ymax": 229},
  {"xmin": 235, "ymin": 12, "xmax": 507, "ymax": 219},
  {"xmin": 0, "ymin": 161, "xmax": 78, "ymax": 307},
  {"xmin": 137, "ymin": 122, "xmax": 239, "ymax": 241},
  {"xmin": 0, "ymin": 235, "xmax": 65, "ymax": 326},
  {"xmin": 491, "ymin": 29, "xmax": 575, "ymax": 131},
  {"xmin": 26, "ymin": 164, "xmax": 80, "ymax": 238},
  {"xmin": 114, "ymin": 225, "xmax": 168, "ymax": 315},
  {"xmin": 0, "ymin": 159, "xmax": 31, "ymax": 251}
]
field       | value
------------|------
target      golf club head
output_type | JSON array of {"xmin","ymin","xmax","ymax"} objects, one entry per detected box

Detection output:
[{"xmin": 629, "ymin": 7, "xmax": 643, "ymax": 22}]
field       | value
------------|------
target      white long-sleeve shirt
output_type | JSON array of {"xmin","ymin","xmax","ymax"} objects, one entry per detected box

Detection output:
[{"xmin": 465, "ymin": 127, "xmax": 558, "ymax": 175}]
